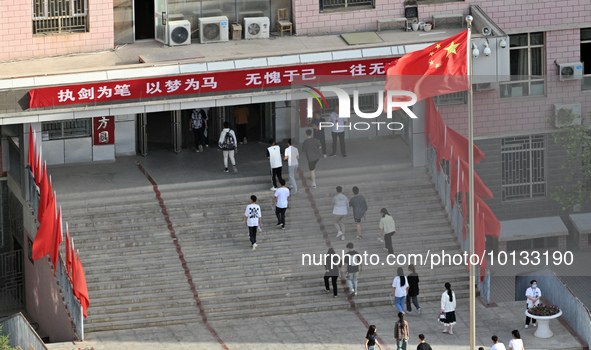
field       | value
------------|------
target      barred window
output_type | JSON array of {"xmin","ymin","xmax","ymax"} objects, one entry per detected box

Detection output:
[
  {"xmin": 42, "ymin": 119, "xmax": 91, "ymax": 140},
  {"xmin": 33, "ymin": 0, "xmax": 88, "ymax": 34},
  {"xmin": 320, "ymin": 0, "xmax": 374, "ymax": 11},
  {"xmin": 501, "ymin": 135, "xmax": 546, "ymax": 201},
  {"xmin": 433, "ymin": 91, "xmax": 467, "ymax": 107}
]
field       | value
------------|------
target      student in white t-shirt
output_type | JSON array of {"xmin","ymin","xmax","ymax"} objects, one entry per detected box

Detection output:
[
  {"xmin": 283, "ymin": 139, "xmax": 299, "ymax": 194},
  {"xmin": 244, "ymin": 195, "xmax": 262, "ymax": 251},
  {"xmin": 508, "ymin": 330, "xmax": 524, "ymax": 350},
  {"xmin": 273, "ymin": 179, "xmax": 290, "ymax": 230},
  {"xmin": 525, "ymin": 279, "xmax": 541, "ymax": 328},
  {"xmin": 491, "ymin": 335, "xmax": 507, "ymax": 350},
  {"xmin": 266, "ymin": 139, "xmax": 283, "ymax": 191}
]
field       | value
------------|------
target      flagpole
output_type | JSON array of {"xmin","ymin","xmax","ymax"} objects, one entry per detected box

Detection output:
[{"xmin": 465, "ymin": 15, "xmax": 476, "ymax": 350}]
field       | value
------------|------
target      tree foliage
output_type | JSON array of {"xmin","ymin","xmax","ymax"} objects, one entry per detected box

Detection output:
[
  {"xmin": 547, "ymin": 108, "xmax": 591, "ymax": 211},
  {"xmin": 0, "ymin": 325, "xmax": 17, "ymax": 350}
]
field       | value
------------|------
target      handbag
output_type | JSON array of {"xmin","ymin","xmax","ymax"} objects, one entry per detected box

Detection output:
[{"xmin": 439, "ymin": 312, "xmax": 446, "ymax": 320}]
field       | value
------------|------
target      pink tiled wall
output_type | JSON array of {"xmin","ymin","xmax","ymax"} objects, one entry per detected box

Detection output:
[
  {"xmin": 293, "ymin": 0, "xmax": 591, "ymax": 36},
  {"xmin": 0, "ymin": 0, "xmax": 114, "ymax": 63},
  {"xmin": 436, "ymin": 29, "xmax": 591, "ymax": 137}
]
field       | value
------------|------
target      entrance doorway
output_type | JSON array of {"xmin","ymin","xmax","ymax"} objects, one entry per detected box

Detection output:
[
  {"xmin": 225, "ymin": 103, "xmax": 274, "ymax": 144},
  {"xmin": 137, "ymin": 111, "xmax": 181, "ymax": 156},
  {"xmin": 134, "ymin": 0, "xmax": 155, "ymax": 40}
]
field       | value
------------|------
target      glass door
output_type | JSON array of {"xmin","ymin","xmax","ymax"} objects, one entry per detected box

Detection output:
[{"xmin": 154, "ymin": 0, "xmax": 168, "ymax": 44}]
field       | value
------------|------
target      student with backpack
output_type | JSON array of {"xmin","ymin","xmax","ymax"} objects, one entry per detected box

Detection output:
[{"xmin": 218, "ymin": 122, "xmax": 238, "ymax": 173}]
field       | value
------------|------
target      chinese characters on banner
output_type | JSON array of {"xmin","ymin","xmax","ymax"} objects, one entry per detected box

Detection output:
[
  {"xmin": 29, "ymin": 58, "xmax": 396, "ymax": 109},
  {"xmin": 93, "ymin": 116, "xmax": 115, "ymax": 145}
]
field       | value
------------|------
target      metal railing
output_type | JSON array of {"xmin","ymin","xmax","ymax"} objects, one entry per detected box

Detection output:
[
  {"xmin": 427, "ymin": 145, "xmax": 491, "ymax": 304},
  {"xmin": 26, "ymin": 167, "xmax": 84, "ymax": 340},
  {"xmin": 33, "ymin": 0, "xmax": 88, "ymax": 34},
  {"xmin": 0, "ymin": 313, "xmax": 47, "ymax": 350}
]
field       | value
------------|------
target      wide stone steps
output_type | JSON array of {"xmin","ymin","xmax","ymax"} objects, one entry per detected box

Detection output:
[{"xmin": 57, "ymin": 161, "xmax": 468, "ymax": 333}]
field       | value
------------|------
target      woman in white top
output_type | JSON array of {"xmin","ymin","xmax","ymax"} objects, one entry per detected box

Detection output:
[
  {"xmin": 440, "ymin": 282, "xmax": 457, "ymax": 335},
  {"xmin": 390, "ymin": 267, "xmax": 409, "ymax": 314},
  {"xmin": 508, "ymin": 330, "xmax": 524, "ymax": 350}
]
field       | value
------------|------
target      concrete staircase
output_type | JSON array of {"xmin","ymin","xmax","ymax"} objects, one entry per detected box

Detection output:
[{"xmin": 59, "ymin": 161, "xmax": 469, "ymax": 332}]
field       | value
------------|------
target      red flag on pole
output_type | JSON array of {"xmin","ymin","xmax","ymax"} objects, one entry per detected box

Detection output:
[
  {"xmin": 51, "ymin": 206, "xmax": 63, "ymax": 274},
  {"xmin": 35, "ymin": 150, "xmax": 42, "ymax": 187},
  {"xmin": 474, "ymin": 195, "xmax": 501, "ymax": 281},
  {"xmin": 425, "ymin": 97, "xmax": 447, "ymax": 171},
  {"xmin": 28, "ymin": 126, "xmax": 36, "ymax": 174},
  {"xmin": 444, "ymin": 126, "xmax": 485, "ymax": 164},
  {"xmin": 71, "ymin": 242, "xmax": 76, "ymax": 287},
  {"xmin": 32, "ymin": 192, "xmax": 56, "ymax": 260},
  {"xmin": 65, "ymin": 225, "xmax": 72, "ymax": 280},
  {"xmin": 385, "ymin": 30, "xmax": 469, "ymax": 105},
  {"xmin": 450, "ymin": 157, "xmax": 493, "ymax": 206},
  {"xmin": 74, "ymin": 251, "xmax": 90, "ymax": 318}
]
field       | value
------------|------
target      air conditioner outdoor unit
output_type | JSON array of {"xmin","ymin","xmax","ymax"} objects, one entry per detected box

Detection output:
[
  {"xmin": 558, "ymin": 62, "xmax": 583, "ymax": 81},
  {"xmin": 553, "ymin": 103, "xmax": 582, "ymax": 127},
  {"xmin": 475, "ymin": 82, "xmax": 499, "ymax": 91},
  {"xmin": 199, "ymin": 16, "xmax": 229, "ymax": 43},
  {"xmin": 168, "ymin": 20, "xmax": 191, "ymax": 46},
  {"xmin": 244, "ymin": 17, "xmax": 269, "ymax": 39}
]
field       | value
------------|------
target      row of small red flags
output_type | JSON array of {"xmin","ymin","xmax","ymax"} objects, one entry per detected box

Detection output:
[{"xmin": 28, "ymin": 126, "xmax": 89, "ymax": 318}]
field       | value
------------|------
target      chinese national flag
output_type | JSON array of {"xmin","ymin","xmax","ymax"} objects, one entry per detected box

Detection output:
[
  {"xmin": 32, "ymin": 192, "xmax": 55, "ymax": 260},
  {"xmin": 385, "ymin": 30, "xmax": 469, "ymax": 105},
  {"xmin": 38, "ymin": 168, "xmax": 51, "ymax": 223},
  {"xmin": 50, "ymin": 206, "xmax": 63, "ymax": 274},
  {"xmin": 74, "ymin": 252, "xmax": 90, "ymax": 318},
  {"xmin": 28, "ymin": 126, "xmax": 36, "ymax": 175},
  {"xmin": 65, "ymin": 226, "xmax": 72, "ymax": 280},
  {"xmin": 35, "ymin": 150, "xmax": 43, "ymax": 187}
]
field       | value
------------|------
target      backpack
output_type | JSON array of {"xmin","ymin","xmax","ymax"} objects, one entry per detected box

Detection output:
[{"xmin": 221, "ymin": 130, "xmax": 236, "ymax": 150}]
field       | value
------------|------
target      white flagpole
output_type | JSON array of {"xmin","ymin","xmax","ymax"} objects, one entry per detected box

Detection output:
[{"xmin": 466, "ymin": 15, "xmax": 476, "ymax": 350}]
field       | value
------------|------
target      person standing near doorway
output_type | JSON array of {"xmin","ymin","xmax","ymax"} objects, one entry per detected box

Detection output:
[
  {"xmin": 267, "ymin": 139, "xmax": 283, "ymax": 191},
  {"xmin": 284, "ymin": 139, "xmax": 299, "ymax": 194},
  {"xmin": 218, "ymin": 122, "xmax": 237, "ymax": 173},
  {"xmin": 190, "ymin": 108, "xmax": 208, "ymax": 152},
  {"xmin": 233, "ymin": 105, "xmax": 249, "ymax": 144},
  {"xmin": 328, "ymin": 105, "xmax": 347, "ymax": 157}
]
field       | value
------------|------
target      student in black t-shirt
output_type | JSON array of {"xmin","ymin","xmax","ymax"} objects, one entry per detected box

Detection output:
[
  {"xmin": 343, "ymin": 242, "xmax": 362, "ymax": 297},
  {"xmin": 365, "ymin": 325, "xmax": 382, "ymax": 350},
  {"xmin": 417, "ymin": 334, "xmax": 433, "ymax": 350}
]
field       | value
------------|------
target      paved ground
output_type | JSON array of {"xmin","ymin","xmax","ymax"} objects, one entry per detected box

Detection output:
[{"xmin": 46, "ymin": 300, "xmax": 581, "ymax": 350}]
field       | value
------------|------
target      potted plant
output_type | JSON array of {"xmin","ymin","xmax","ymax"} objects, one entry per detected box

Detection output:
[
  {"xmin": 525, "ymin": 304, "xmax": 562, "ymax": 338},
  {"xmin": 411, "ymin": 20, "xmax": 419, "ymax": 31},
  {"xmin": 424, "ymin": 22, "xmax": 433, "ymax": 31}
]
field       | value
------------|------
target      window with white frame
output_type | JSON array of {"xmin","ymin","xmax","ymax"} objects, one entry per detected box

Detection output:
[
  {"xmin": 42, "ymin": 119, "xmax": 91, "ymax": 140},
  {"xmin": 500, "ymin": 32, "xmax": 545, "ymax": 98},
  {"xmin": 33, "ymin": 0, "xmax": 88, "ymax": 34},
  {"xmin": 433, "ymin": 91, "xmax": 467, "ymax": 107},
  {"xmin": 320, "ymin": 0, "xmax": 374, "ymax": 11},
  {"xmin": 581, "ymin": 28, "xmax": 591, "ymax": 91},
  {"xmin": 501, "ymin": 135, "xmax": 546, "ymax": 201}
]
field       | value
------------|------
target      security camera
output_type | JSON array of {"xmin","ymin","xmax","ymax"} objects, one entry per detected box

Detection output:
[
  {"xmin": 499, "ymin": 39, "xmax": 507, "ymax": 48},
  {"xmin": 483, "ymin": 42, "xmax": 491, "ymax": 56}
]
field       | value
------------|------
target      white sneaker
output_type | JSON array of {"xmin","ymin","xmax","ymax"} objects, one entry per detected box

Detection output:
[
  {"xmin": 311, "ymin": 183, "xmax": 317, "ymax": 188},
  {"xmin": 252, "ymin": 243, "xmax": 257, "ymax": 250},
  {"xmin": 198, "ymin": 145, "xmax": 203, "ymax": 152},
  {"xmin": 270, "ymin": 187, "xmax": 277, "ymax": 191},
  {"xmin": 418, "ymin": 308, "xmax": 421, "ymax": 315},
  {"xmin": 525, "ymin": 324, "xmax": 529, "ymax": 329},
  {"xmin": 341, "ymin": 235, "xmax": 345, "ymax": 241},
  {"xmin": 336, "ymin": 231, "xmax": 343, "ymax": 238},
  {"xmin": 377, "ymin": 238, "xmax": 384, "ymax": 243},
  {"xmin": 533, "ymin": 323, "xmax": 537, "ymax": 327},
  {"xmin": 233, "ymin": 166, "xmax": 238, "ymax": 173}
]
